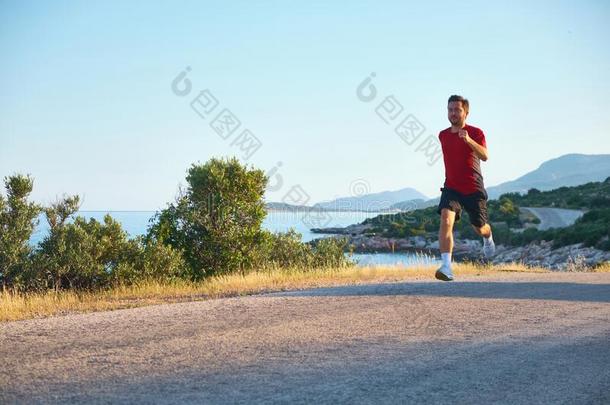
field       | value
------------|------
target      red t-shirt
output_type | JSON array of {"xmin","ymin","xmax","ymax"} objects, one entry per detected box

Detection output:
[{"xmin": 438, "ymin": 124, "xmax": 487, "ymax": 195}]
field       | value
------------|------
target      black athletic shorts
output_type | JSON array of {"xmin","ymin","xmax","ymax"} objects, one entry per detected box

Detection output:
[{"xmin": 436, "ymin": 187, "xmax": 489, "ymax": 228}]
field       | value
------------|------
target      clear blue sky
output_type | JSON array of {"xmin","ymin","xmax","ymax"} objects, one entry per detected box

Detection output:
[{"xmin": 1, "ymin": 0, "xmax": 609, "ymax": 210}]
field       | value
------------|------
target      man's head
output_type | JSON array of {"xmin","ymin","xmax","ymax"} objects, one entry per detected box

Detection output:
[{"xmin": 447, "ymin": 94, "xmax": 469, "ymax": 127}]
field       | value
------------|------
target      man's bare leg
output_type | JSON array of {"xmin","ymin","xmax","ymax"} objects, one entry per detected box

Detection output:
[
  {"xmin": 471, "ymin": 223, "xmax": 496, "ymax": 257},
  {"xmin": 471, "ymin": 223, "xmax": 492, "ymax": 238},
  {"xmin": 436, "ymin": 208, "xmax": 456, "ymax": 280},
  {"xmin": 439, "ymin": 208, "xmax": 456, "ymax": 254}
]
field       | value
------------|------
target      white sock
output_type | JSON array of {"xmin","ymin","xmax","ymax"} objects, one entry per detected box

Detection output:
[{"xmin": 441, "ymin": 252, "xmax": 452, "ymax": 269}]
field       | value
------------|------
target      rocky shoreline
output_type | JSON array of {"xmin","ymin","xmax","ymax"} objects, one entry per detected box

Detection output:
[
  {"xmin": 489, "ymin": 240, "xmax": 610, "ymax": 270},
  {"xmin": 314, "ymin": 225, "xmax": 610, "ymax": 270}
]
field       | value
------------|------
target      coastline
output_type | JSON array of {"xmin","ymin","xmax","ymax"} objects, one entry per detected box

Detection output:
[{"xmin": 312, "ymin": 227, "xmax": 610, "ymax": 270}]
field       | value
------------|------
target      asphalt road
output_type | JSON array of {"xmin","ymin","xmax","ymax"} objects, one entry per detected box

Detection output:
[
  {"xmin": 520, "ymin": 207, "xmax": 585, "ymax": 230},
  {"xmin": 1, "ymin": 271, "xmax": 609, "ymax": 404}
]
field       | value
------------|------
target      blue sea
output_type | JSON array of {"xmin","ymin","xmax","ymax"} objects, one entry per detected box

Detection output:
[{"xmin": 29, "ymin": 210, "xmax": 440, "ymax": 267}]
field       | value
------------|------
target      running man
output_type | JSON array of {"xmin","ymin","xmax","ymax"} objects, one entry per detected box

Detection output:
[{"xmin": 435, "ymin": 95, "xmax": 495, "ymax": 281}]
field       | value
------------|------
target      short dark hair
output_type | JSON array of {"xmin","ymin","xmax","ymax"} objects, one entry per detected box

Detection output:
[{"xmin": 448, "ymin": 95, "xmax": 469, "ymax": 113}]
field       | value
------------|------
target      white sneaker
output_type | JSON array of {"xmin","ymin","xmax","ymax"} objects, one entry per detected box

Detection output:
[
  {"xmin": 483, "ymin": 238, "xmax": 496, "ymax": 258},
  {"xmin": 435, "ymin": 265, "xmax": 454, "ymax": 281}
]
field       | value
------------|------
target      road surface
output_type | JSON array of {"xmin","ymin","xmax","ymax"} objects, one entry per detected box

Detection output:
[
  {"xmin": 520, "ymin": 207, "xmax": 585, "ymax": 230},
  {"xmin": 1, "ymin": 271, "xmax": 609, "ymax": 404}
]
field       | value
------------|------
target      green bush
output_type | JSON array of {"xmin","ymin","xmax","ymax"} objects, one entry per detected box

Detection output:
[
  {"xmin": 259, "ymin": 228, "xmax": 355, "ymax": 270},
  {"xmin": 0, "ymin": 174, "xmax": 41, "ymax": 290},
  {"xmin": 147, "ymin": 157, "xmax": 269, "ymax": 279},
  {"xmin": 111, "ymin": 236, "xmax": 187, "ymax": 286},
  {"xmin": 264, "ymin": 228, "xmax": 312, "ymax": 268},
  {"xmin": 36, "ymin": 215, "xmax": 118, "ymax": 291},
  {"xmin": 34, "ymin": 196, "xmax": 187, "ymax": 291},
  {"xmin": 492, "ymin": 197, "xmax": 522, "ymax": 227},
  {"xmin": 308, "ymin": 235, "xmax": 355, "ymax": 268},
  {"xmin": 146, "ymin": 157, "xmax": 357, "ymax": 277}
]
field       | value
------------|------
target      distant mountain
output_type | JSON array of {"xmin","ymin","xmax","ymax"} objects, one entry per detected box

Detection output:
[
  {"xmin": 265, "ymin": 202, "xmax": 318, "ymax": 211},
  {"xmin": 312, "ymin": 188, "xmax": 428, "ymax": 212},
  {"xmin": 390, "ymin": 198, "xmax": 438, "ymax": 211},
  {"xmin": 486, "ymin": 153, "xmax": 610, "ymax": 199},
  {"xmin": 264, "ymin": 201, "xmax": 394, "ymax": 212}
]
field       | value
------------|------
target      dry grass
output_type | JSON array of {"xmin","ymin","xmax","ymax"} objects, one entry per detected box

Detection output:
[
  {"xmin": 590, "ymin": 261, "xmax": 610, "ymax": 272},
  {"xmin": 1, "ymin": 261, "xmax": 605, "ymax": 322}
]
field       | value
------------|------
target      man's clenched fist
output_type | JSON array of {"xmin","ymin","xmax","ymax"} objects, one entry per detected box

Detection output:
[{"xmin": 458, "ymin": 129, "xmax": 471, "ymax": 143}]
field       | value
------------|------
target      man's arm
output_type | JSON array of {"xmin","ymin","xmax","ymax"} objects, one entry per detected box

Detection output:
[{"xmin": 458, "ymin": 129, "xmax": 488, "ymax": 161}]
